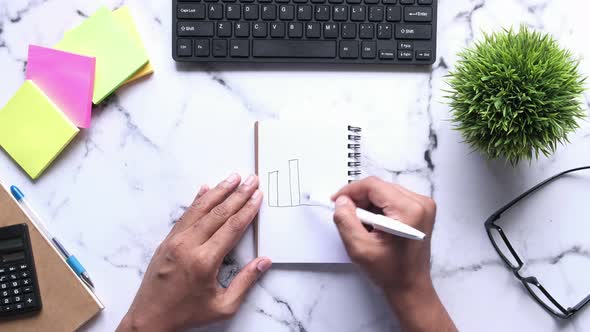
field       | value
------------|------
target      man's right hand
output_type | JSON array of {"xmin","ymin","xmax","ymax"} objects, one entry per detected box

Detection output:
[{"xmin": 332, "ymin": 177, "xmax": 457, "ymax": 332}]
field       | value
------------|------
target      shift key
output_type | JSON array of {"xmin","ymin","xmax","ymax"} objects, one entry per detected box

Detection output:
[
  {"xmin": 395, "ymin": 24, "xmax": 431, "ymax": 40},
  {"xmin": 178, "ymin": 22, "xmax": 214, "ymax": 37}
]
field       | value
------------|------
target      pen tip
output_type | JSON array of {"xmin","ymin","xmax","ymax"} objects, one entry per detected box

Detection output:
[{"xmin": 10, "ymin": 185, "xmax": 24, "ymax": 201}]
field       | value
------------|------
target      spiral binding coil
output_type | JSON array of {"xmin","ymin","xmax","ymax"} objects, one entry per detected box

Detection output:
[{"xmin": 347, "ymin": 125, "xmax": 362, "ymax": 182}]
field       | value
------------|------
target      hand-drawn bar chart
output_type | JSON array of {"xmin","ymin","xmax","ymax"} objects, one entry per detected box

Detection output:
[{"xmin": 268, "ymin": 159, "xmax": 302, "ymax": 207}]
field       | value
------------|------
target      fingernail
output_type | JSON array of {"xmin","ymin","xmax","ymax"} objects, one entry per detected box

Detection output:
[
  {"xmin": 243, "ymin": 174, "xmax": 256, "ymax": 187},
  {"xmin": 222, "ymin": 173, "xmax": 240, "ymax": 187},
  {"xmin": 251, "ymin": 189, "xmax": 262, "ymax": 201},
  {"xmin": 257, "ymin": 258, "xmax": 272, "ymax": 273},
  {"xmin": 335, "ymin": 196, "xmax": 349, "ymax": 206},
  {"xmin": 198, "ymin": 185, "xmax": 208, "ymax": 195}
]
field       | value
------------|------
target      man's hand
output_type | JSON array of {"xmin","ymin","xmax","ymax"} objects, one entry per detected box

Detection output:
[
  {"xmin": 332, "ymin": 177, "xmax": 457, "ymax": 332},
  {"xmin": 117, "ymin": 174, "xmax": 271, "ymax": 332}
]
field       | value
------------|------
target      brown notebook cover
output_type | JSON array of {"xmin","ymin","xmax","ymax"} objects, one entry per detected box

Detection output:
[{"xmin": 0, "ymin": 182, "xmax": 103, "ymax": 331}]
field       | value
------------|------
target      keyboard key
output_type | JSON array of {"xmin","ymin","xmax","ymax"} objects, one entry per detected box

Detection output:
[
  {"xmin": 361, "ymin": 41, "xmax": 376, "ymax": 58},
  {"xmin": 262, "ymin": 5, "xmax": 277, "ymax": 19},
  {"xmin": 415, "ymin": 49, "xmax": 432, "ymax": 60},
  {"xmin": 253, "ymin": 40, "xmax": 336, "ymax": 57},
  {"xmin": 333, "ymin": 6, "xmax": 348, "ymax": 21},
  {"xmin": 306, "ymin": 22, "xmax": 321, "ymax": 38},
  {"xmin": 359, "ymin": 23, "xmax": 374, "ymax": 38},
  {"xmin": 213, "ymin": 39, "xmax": 228, "ymax": 56},
  {"xmin": 347, "ymin": 0, "xmax": 362, "ymax": 3},
  {"xmin": 244, "ymin": 4, "xmax": 259, "ymax": 19},
  {"xmin": 368, "ymin": 6, "xmax": 383, "ymax": 21},
  {"xmin": 253, "ymin": 22, "xmax": 268, "ymax": 37},
  {"xmin": 404, "ymin": 6, "xmax": 432, "ymax": 22},
  {"xmin": 350, "ymin": 6, "xmax": 366, "ymax": 21},
  {"xmin": 379, "ymin": 49, "xmax": 395, "ymax": 59},
  {"xmin": 178, "ymin": 22, "xmax": 215, "ymax": 36},
  {"xmin": 297, "ymin": 5, "xmax": 312, "ymax": 20},
  {"xmin": 288, "ymin": 22, "xmax": 303, "ymax": 37},
  {"xmin": 400, "ymin": 0, "xmax": 414, "ymax": 3},
  {"xmin": 178, "ymin": 4, "xmax": 206, "ymax": 19},
  {"xmin": 208, "ymin": 4, "xmax": 223, "ymax": 19},
  {"xmin": 339, "ymin": 40, "xmax": 358, "ymax": 58},
  {"xmin": 195, "ymin": 39, "xmax": 210, "ymax": 56},
  {"xmin": 270, "ymin": 22, "xmax": 286, "ymax": 37},
  {"xmin": 365, "ymin": 0, "xmax": 378, "ymax": 4},
  {"xmin": 226, "ymin": 4, "xmax": 241, "ymax": 19},
  {"xmin": 382, "ymin": 0, "xmax": 396, "ymax": 4},
  {"xmin": 217, "ymin": 21, "xmax": 232, "ymax": 36},
  {"xmin": 280, "ymin": 5, "xmax": 295, "ymax": 20},
  {"xmin": 323, "ymin": 23, "xmax": 338, "ymax": 38},
  {"xmin": 235, "ymin": 22, "xmax": 250, "ymax": 37},
  {"xmin": 398, "ymin": 50, "xmax": 412, "ymax": 59},
  {"xmin": 377, "ymin": 23, "xmax": 392, "ymax": 39},
  {"xmin": 341, "ymin": 23, "xmax": 357, "ymax": 38},
  {"xmin": 315, "ymin": 5, "xmax": 330, "ymax": 20},
  {"xmin": 418, "ymin": 0, "xmax": 432, "ymax": 3},
  {"xmin": 386, "ymin": 6, "xmax": 401, "ymax": 21},
  {"xmin": 230, "ymin": 40, "xmax": 250, "ymax": 57},
  {"xmin": 395, "ymin": 24, "xmax": 431, "ymax": 39},
  {"xmin": 398, "ymin": 41, "xmax": 413, "ymax": 50}
]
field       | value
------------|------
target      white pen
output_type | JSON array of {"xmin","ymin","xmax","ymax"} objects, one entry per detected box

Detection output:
[{"xmin": 303, "ymin": 193, "xmax": 426, "ymax": 241}]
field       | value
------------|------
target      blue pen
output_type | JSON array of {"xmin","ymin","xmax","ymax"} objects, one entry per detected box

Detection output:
[{"xmin": 10, "ymin": 185, "xmax": 95, "ymax": 290}]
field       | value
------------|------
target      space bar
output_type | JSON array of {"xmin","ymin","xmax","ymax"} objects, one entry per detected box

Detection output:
[{"xmin": 253, "ymin": 40, "xmax": 337, "ymax": 58}]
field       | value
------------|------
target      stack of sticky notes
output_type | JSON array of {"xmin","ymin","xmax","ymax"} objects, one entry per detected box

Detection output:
[{"xmin": 0, "ymin": 6, "xmax": 152, "ymax": 180}]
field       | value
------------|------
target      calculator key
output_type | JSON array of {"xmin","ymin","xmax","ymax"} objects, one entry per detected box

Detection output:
[
  {"xmin": 9, "ymin": 274, "xmax": 18, "ymax": 280},
  {"xmin": 8, "ymin": 266, "xmax": 17, "ymax": 273},
  {"xmin": 2, "ymin": 297, "xmax": 11, "ymax": 305},
  {"xmin": 14, "ymin": 302, "xmax": 24, "ymax": 310},
  {"xmin": 0, "ymin": 268, "xmax": 5, "ymax": 274},
  {"xmin": 19, "ymin": 264, "xmax": 28, "ymax": 270},
  {"xmin": 14, "ymin": 295, "xmax": 22, "ymax": 302},
  {"xmin": 1, "ymin": 290, "xmax": 8, "ymax": 297},
  {"xmin": 0, "ymin": 276, "xmax": 6, "ymax": 282},
  {"xmin": 12, "ymin": 288, "xmax": 21, "ymax": 296},
  {"xmin": 11, "ymin": 281, "xmax": 20, "ymax": 288},
  {"xmin": 0, "ymin": 283, "xmax": 7, "ymax": 290},
  {"xmin": 24, "ymin": 294, "xmax": 36, "ymax": 308},
  {"xmin": 1, "ymin": 305, "xmax": 13, "ymax": 312},
  {"xmin": 23, "ymin": 286, "xmax": 33, "ymax": 293}
]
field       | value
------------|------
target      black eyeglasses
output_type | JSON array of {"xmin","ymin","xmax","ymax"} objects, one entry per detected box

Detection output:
[{"xmin": 485, "ymin": 166, "xmax": 590, "ymax": 319}]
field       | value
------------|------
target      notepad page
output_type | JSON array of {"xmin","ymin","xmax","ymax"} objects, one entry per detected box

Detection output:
[{"xmin": 257, "ymin": 121, "xmax": 351, "ymax": 263}]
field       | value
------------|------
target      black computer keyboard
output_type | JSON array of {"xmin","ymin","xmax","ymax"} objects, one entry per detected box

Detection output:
[{"xmin": 172, "ymin": 0, "xmax": 437, "ymax": 64}]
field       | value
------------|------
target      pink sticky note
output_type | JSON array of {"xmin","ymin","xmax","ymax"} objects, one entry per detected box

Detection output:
[{"xmin": 26, "ymin": 45, "xmax": 96, "ymax": 128}]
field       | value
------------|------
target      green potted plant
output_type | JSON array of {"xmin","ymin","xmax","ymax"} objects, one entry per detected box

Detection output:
[{"xmin": 446, "ymin": 26, "xmax": 586, "ymax": 165}]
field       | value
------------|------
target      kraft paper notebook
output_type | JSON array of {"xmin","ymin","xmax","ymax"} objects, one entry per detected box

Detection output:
[
  {"xmin": 255, "ymin": 121, "xmax": 362, "ymax": 263},
  {"xmin": 0, "ymin": 182, "xmax": 103, "ymax": 331}
]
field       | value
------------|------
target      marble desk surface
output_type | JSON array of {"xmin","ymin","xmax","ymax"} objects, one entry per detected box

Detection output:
[{"xmin": 1, "ymin": 0, "xmax": 590, "ymax": 331}]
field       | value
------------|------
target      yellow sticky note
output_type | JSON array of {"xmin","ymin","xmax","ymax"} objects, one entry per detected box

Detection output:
[
  {"xmin": 56, "ymin": 7, "xmax": 148, "ymax": 104},
  {"xmin": 0, "ymin": 81, "xmax": 79, "ymax": 179},
  {"xmin": 112, "ymin": 6, "xmax": 154, "ymax": 85}
]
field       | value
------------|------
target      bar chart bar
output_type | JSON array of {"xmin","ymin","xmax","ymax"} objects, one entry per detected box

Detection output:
[{"xmin": 289, "ymin": 159, "xmax": 301, "ymax": 206}]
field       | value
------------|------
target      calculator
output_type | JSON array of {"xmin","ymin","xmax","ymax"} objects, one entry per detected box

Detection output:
[{"xmin": 0, "ymin": 224, "xmax": 42, "ymax": 318}]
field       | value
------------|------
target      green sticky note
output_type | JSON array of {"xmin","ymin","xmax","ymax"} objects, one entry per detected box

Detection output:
[
  {"xmin": 55, "ymin": 6, "xmax": 148, "ymax": 104},
  {"xmin": 0, "ymin": 81, "xmax": 79, "ymax": 179}
]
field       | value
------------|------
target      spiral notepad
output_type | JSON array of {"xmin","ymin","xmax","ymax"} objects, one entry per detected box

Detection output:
[{"xmin": 255, "ymin": 121, "xmax": 362, "ymax": 263}]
